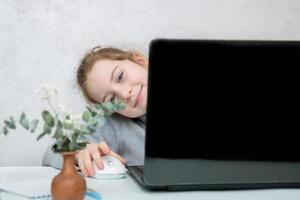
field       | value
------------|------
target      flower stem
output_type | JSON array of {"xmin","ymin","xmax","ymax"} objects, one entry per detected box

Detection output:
[{"xmin": 46, "ymin": 98, "xmax": 57, "ymax": 114}]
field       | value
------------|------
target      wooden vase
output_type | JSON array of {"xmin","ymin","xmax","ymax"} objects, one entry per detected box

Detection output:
[{"xmin": 51, "ymin": 152, "xmax": 86, "ymax": 200}]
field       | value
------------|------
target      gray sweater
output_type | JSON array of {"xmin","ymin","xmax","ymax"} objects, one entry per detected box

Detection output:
[{"xmin": 42, "ymin": 114, "xmax": 145, "ymax": 169}]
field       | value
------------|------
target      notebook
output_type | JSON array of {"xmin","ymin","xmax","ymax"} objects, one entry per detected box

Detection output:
[
  {"xmin": 0, "ymin": 179, "xmax": 101, "ymax": 200},
  {"xmin": 0, "ymin": 179, "xmax": 51, "ymax": 199}
]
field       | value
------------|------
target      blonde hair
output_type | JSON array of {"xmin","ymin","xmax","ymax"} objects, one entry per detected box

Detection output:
[{"xmin": 77, "ymin": 46, "xmax": 138, "ymax": 103}]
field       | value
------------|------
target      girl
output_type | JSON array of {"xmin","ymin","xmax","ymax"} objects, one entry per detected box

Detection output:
[{"xmin": 43, "ymin": 47, "xmax": 148, "ymax": 177}]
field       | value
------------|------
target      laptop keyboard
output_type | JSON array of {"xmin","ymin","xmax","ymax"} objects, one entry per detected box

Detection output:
[{"xmin": 135, "ymin": 166, "xmax": 144, "ymax": 173}]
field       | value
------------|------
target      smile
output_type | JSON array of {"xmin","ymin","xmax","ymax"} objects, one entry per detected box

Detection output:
[{"xmin": 134, "ymin": 86, "xmax": 143, "ymax": 108}]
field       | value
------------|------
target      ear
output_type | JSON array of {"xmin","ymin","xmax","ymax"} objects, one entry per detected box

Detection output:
[{"xmin": 130, "ymin": 51, "xmax": 148, "ymax": 68}]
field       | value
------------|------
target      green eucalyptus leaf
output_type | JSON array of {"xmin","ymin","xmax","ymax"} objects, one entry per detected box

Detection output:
[
  {"xmin": 4, "ymin": 117, "xmax": 16, "ymax": 129},
  {"xmin": 96, "ymin": 115, "xmax": 106, "ymax": 127},
  {"xmin": 71, "ymin": 132, "xmax": 78, "ymax": 143},
  {"xmin": 86, "ymin": 106, "xmax": 97, "ymax": 116},
  {"xmin": 54, "ymin": 141, "xmax": 63, "ymax": 152},
  {"xmin": 10, "ymin": 117, "xmax": 15, "ymax": 124},
  {"xmin": 94, "ymin": 104, "xmax": 103, "ymax": 110},
  {"xmin": 79, "ymin": 125, "xmax": 91, "ymax": 134},
  {"xmin": 55, "ymin": 136, "xmax": 65, "ymax": 146},
  {"xmin": 52, "ymin": 144, "xmax": 59, "ymax": 153},
  {"xmin": 61, "ymin": 139, "xmax": 71, "ymax": 152},
  {"xmin": 76, "ymin": 142, "xmax": 87, "ymax": 150},
  {"xmin": 87, "ymin": 117, "xmax": 97, "ymax": 126},
  {"xmin": 55, "ymin": 136, "xmax": 66, "ymax": 150},
  {"xmin": 43, "ymin": 123, "xmax": 51, "ymax": 134},
  {"xmin": 68, "ymin": 142, "xmax": 76, "ymax": 151},
  {"xmin": 65, "ymin": 130, "xmax": 74, "ymax": 142},
  {"xmin": 63, "ymin": 120, "xmax": 74, "ymax": 130},
  {"xmin": 3, "ymin": 126, "xmax": 9, "ymax": 135},
  {"xmin": 82, "ymin": 110, "xmax": 92, "ymax": 122},
  {"xmin": 42, "ymin": 111, "xmax": 55, "ymax": 127},
  {"xmin": 113, "ymin": 101, "xmax": 126, "ymax": 112},
  {"xmin": 37, "ymin": 131, "xmax": 48, "ymax": 141},
  {"xmin": 19, "ymin": 112, "xmax": 30, "ymax": 130},
  {"xmin": 4, "ymin": 120, "xmax": 12, "ymax": 129},
  {"xmin": 30, "ymin": 119, "xmax": 39, "ymax": 133},
  {"xmin": 53, "ymin": 120, "xmax": 63, "ymax": 139},
  {"xmin": 87, "ymin": 125, "xmax": 96, "ymax": 133},
  {"xmin": 100, "ymin": 102, "xmax": 115, "ymax": 116}
]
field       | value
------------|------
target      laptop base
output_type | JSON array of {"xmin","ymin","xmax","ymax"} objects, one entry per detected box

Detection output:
[{"xmin": 127, "ymin": 158, "xmax": 300, "ymax": 191}]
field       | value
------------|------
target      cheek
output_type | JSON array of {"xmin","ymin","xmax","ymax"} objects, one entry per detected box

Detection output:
[
  {"xmin": 117, "ymin": 106, "xmax": 133, "ymax": 117},
  {"xmin": 128, "ymin": 68, "xmax": 147, "ymax": 84}
]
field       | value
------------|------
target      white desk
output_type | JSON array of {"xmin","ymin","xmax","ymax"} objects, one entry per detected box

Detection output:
[{"xmin": 0, "ymin": 167, "xmax": 300, "ymax": 200}]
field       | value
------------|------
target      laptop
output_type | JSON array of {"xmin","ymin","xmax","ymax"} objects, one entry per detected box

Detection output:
[{"xmin": 126, "ymin": 38, "xmax": 300, "ymax": 190}]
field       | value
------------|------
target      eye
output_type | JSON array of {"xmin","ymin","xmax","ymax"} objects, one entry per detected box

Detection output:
[
  {"xmin": 117, "ymin": 72, "xmax": 124, "ymax": 82},
  {"xmin": 110, "ymin": 94, "xmax": 116, "ymax": 103}
]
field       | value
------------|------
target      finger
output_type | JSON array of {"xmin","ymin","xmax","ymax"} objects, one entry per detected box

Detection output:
[
  {"xmin": 98, "ymin": 141, "xmax": 111, "ymax": 155},
  {"xmin": 109, "ymin": 150, "xmax": 126, "ymax": 164},
  {"xmin": 83, "ymin": 149, "xmax": 95, "ymax": 176},
  {"xmin": 90, "ymin": 145, "xmax": 104, "ymax": 170},
  {"xmin": 78, "ymin": 152, "xmax": 88, "ymax": 177},
  {"xmin": 75, "ymin": 151, "xmax": 79, "ymax": 160}
]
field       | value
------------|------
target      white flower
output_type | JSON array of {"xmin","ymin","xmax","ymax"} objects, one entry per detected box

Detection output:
[
  {"xmin": 96, "ymin": 108, "xmax": 104, "ymax": 116},
  {"xmin": 68, "ymin": 113, "xmax": 82, "ymax": 127},
  {"xmin": 64, "ymin": 119, "xmax": 74, "ymax": 124},
  {"xmin": 69, "ymin": 114, "xmax": 82, "ymax": 121},
  {"xmin": 35, "ymin": 85, "xmax": 59, "ymax": 101},
  {"xmin": 35, "ymin": 85, "xmax": 60, "ymax": 113},
  {"xmin": 63, "ymin": 129, "xmax": 75, "ymax": 141}
]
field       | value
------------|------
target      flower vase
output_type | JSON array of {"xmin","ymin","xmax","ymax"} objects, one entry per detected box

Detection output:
[{"xmin": 51, "ymin": 152, "xmax": 86, "ymax": 200}]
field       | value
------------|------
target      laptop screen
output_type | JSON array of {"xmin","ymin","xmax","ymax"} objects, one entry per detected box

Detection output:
[{"xmin": 145, "ymin": 39, "xmax": 300, "ymax": 161}]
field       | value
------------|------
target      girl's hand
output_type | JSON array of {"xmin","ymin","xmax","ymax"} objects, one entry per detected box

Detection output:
[{"xmin": 76, "ymin": 141, "xmax": 126, "ymax": 177}]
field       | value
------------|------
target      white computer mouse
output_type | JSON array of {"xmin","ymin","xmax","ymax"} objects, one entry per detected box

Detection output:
[{"xmin": 91, "ymin": 155, "xmax": 126, "ymax": 179}]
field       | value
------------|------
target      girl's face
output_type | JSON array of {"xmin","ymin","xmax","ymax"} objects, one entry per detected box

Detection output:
[{"xmin": 86, "ymin": 55, "xmax": 148, "ymax": 118}]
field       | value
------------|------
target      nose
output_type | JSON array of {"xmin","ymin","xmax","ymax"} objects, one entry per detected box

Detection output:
[{"xmin": 116, "ymin": 85, "xmax": 132, "ymax": 103}]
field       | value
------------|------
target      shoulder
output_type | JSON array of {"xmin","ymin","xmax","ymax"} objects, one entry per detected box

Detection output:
[
  {"xmin": 107, "ymin": 114, "xmax": 144, "ymax": 132},
  {"xmin": 107, "ymin": 113, "xmax": 132, "ymax": 125},
  {"xmin": 105, "ymin": 113, "xmax": 135, "ymax": 130}
]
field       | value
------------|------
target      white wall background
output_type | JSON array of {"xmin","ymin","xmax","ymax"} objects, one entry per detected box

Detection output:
[{"xmin": 0, "ymin": 0, "xmax": 299, "ymax": 166}]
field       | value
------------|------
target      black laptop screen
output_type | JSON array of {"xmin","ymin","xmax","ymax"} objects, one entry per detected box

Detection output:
[{"xmin": 145, "ymin": 39, "xmax": 300, "ymax": 161}]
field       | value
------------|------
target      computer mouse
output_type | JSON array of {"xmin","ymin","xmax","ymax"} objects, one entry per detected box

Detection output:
[{"xmin": 91, "ymin": 155, "xmax": 126, "ymax": 179}]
